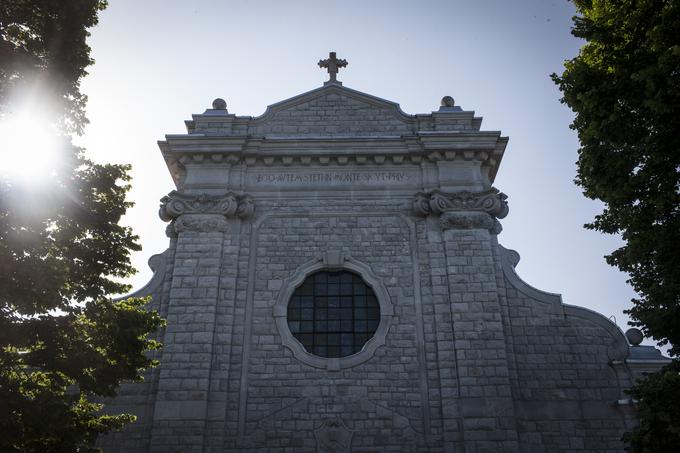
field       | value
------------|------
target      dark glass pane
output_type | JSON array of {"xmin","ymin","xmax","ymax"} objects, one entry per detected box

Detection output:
[
  {"xmin": 300, "ymin": 280, "xmax": 314, "ymax": 295},
  {"xmin": 288, "ymin": 309, "xmax": 300, "ymax": 321},
  {"xmin": 287, "ymin": 270, "xmax": 380, "ymax": 359},
  {"xmin": 315, "ymin": 309, "xmax": 327, "ymax": 320},
  {"xmin": 340, "ymin": 333, "xmax": 353, "ymax": 346},
  {"xmin": 301, "ymin": 296, "xmax": 314, "ymax": 309},
  {"xmin": 298, "ymin": 333, "xmax": 313, "ymax": 345},
  {"xmin": 327, "ymin": 333, "xmax": 340, "ymax": 346},
  {"xmin": 327, "ymin": 283, "xmax": 339, "ymax": 295}
]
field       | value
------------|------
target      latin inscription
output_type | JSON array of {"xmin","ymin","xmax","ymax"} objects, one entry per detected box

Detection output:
[{"xmin": 252, "ymin": 171, "xmax": 412, "ymax": 186}]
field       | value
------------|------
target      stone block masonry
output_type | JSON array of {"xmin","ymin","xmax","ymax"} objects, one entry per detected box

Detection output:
[{"xmin": 97, "ymin": 69, "xmax": 667, "ymax": 452}]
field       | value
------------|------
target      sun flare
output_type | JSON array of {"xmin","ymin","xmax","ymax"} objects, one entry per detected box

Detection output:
[{"xmin": 0, "ymin": 108, "xmax": 62, "ymax": 183}]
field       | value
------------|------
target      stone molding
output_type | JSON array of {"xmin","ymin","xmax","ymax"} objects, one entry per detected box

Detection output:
[
  {"xmin": 439, "ymin": 211, "xmax": 496, "ymax": 231},
  {"xmin": 413, "ymin": 188, "xmax": 508, "ymax": 218},
  {"xmin": 172, "ymin": 215, "xmax": 231, "ymax": 233},
  {"xmin": 158, "ymin": 132, "xmax": 508, "ymax": 189},
  {"xmin": 158, "ymin": 190, "xmax": 254, "ymax": 222},
  {"xmin": 159, "ymin": 136, "xmax": 505, "ymax": 181},
  {"xmin": 414, "ymin": 188, "xmax": 508, "ymax": 232},
  {"xmin": 114, "ymin": 249, "xmax": 171, "ymax": 301}
]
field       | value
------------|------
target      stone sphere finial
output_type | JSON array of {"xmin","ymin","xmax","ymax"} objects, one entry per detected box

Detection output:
[
  {"xmin": 625, "ymin": 328, "xmax": 644, "ymax": 346},
  {"xmin": 212, "ymin": 98, "xmax": 227, "ymax": 110},
  {"xmin": 441, "ymin": 96, "xmax": 455, "ymax": 107}
]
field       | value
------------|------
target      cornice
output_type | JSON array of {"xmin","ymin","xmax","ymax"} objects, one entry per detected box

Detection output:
[{"xmin": 159, "ymin": 132, "xmax": 508, "ymax": 187}]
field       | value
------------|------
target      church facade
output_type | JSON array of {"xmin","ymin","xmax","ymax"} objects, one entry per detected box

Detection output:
[{"xmin": 100, "ymin": 55, "xmax": 667, "ymax": 452}]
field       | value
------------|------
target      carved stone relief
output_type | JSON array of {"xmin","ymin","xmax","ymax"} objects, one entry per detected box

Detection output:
[
  {"xmin": 158, "ymin": 190, "xmax": 254, "ymax": 222},
  {"xmin": 414, "ymin": 188, "xmax": 508, "ymax": 232},
  {"xmin": 413, "ymin": 188, "xmax": 508, "ymax": 218},
  {"xmin": 439, "ymin": 211, "xmax": 496, "ymax": 231},
  {"xmin": 173, "ymin": 214, "xmax": 232, "ymax": 233},
  {"xmin": 314, "ymin": 419, "xmax": 354, "ymax": 453}
]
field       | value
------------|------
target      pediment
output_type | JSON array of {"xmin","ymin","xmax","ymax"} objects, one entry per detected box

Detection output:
[{"xmin": 249, "ymin": 84, "xmax": 416, "ymax": 137}]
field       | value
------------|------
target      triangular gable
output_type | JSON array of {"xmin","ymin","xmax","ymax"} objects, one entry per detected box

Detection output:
[{"xmin": 248, "ymin": 84, "xmax": 416, "ymax": 137}]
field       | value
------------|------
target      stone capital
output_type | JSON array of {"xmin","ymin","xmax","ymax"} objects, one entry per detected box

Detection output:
[
  {"xmin": 439, "ymin": 211, "xmax": 495, "ymax": 231},
  {"xmin": 173, "ymin": 214, "xmax": 232, "ymax": 233},
  {"xmin": 413, "ymin": 188, "xmax": 509, "ymax": 219},
  {"xmin": 159, "ymin": 190, "xmax": 254, "ymax": 222}
]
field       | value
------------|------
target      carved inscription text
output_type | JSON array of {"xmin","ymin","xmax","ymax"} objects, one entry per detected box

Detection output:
[{"xmin": 253, "ymin": 171, "xmax": 411, "ymax": 186}]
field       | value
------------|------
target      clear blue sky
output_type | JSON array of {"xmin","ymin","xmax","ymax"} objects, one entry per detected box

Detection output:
[{"xmin": 78, "ymin": 0, "xmax": 639, "ymax": 336}]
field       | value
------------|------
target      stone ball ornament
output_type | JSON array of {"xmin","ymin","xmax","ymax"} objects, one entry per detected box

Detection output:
[
  {"xmin": 212, "ymin": 98, "xmax": 227, "ymax": 110},
  {"xmin": 441, "ymin": 95, "xmax": 455, "ymax": 107},
  {"xmin": 625, "ymin": 328, "xmax": 644, "ymax": 346}
]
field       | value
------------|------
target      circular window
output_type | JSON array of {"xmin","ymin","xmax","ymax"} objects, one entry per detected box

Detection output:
[{"xmin": 287, "ymin": 270, "xmax": 380, "ymax": 358}]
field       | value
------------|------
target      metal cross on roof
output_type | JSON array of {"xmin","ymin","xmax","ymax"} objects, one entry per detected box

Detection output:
[{"xmin": 318, "ymin": 51, "xmax": 348, "ymax": 85}]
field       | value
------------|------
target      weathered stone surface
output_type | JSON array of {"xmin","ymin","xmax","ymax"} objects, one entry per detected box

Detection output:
[{"xmin": 98, "ymin": 79, "xmax": 667, "ymax": 453}]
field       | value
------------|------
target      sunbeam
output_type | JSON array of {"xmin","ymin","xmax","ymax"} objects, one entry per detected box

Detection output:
[{"xmin": 0, "ymin": 101, "xmax": 63, "ymax": 183}]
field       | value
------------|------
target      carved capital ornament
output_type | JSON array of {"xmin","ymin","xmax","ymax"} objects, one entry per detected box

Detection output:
[
  {"xmin": 159, "ymin": 190, "xmax": 254, "ymax": 222},
  {"xmin": 439, "ymin": 211, "xmax": 496, "ymax": 231},
  {"xmin": 413, "ymin": 188, "xmax": 508, "ymax": 218},
  {"xmin": 414, "ymin": 188, "xmax": 509, "ymax": 232}
]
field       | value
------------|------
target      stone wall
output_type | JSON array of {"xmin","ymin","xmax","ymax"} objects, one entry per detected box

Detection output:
[
  {"xmin": 97, "ymin": 83, "xmax": 652, "ymax": 452},
  {"xmin": 99, "ymin": 195, "xmax": 638, "ymax": 452}
]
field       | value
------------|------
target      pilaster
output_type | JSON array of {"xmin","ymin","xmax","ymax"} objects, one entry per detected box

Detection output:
[
  {"xmin": 416, "ymin": 189, "xmax": 518, "ymax": 452},
  {"xmin": 149, "ymin": 191, "xmax": 252, "ymax": 452}
]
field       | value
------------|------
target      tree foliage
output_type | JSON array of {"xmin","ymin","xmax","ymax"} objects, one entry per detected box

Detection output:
[
  {"xmin": 0, "ymin": 1, "xmax": 163, "ymax": 451},
  {"xmin": 553, "ymin": 0, "xmax": 680, "ymax": 355},
  {"xmin": 0, "ymin": 0, "xmax": 105, "ymax": 134},
  {"xmin": 622, "ymin": 360, "xmax": 680, "ymax": 451},
  {"xmin": 553, "ymin": 0, "xmax": 680, "ymax": 450}
]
